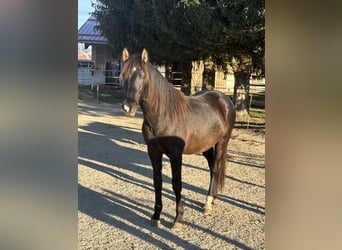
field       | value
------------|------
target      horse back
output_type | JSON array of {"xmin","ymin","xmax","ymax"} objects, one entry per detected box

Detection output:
[
  {"xmin": 190, "ymin": 90, "xmax": 235, "ymax": 124},
  {"xmin": 181, "ymin": 90, "xmax": 235, "ymax": 154}
]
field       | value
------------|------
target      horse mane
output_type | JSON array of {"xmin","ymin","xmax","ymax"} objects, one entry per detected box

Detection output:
[{"xmin": 145, "ymin": 64, "xmax": 189, "ymax": 123}]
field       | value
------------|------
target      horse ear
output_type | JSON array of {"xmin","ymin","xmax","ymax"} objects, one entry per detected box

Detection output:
[
  {"xmin": 141, "ymin": 48, "xmax": 149, "ymax": 64},
  {"xmin": 122, "ymin": 48, "xmax": 129, "ymax": 62}
]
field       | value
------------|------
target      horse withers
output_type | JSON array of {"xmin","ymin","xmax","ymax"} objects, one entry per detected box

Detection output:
[{"xmin": 119, "ymin": 48, "xmax": 236, "ymax": 229}]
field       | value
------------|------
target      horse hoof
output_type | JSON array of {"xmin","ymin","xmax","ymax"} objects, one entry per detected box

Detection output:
[
  {"xmin": 172, "ymin": 222, "xmax": 183, "ymax": 230},
  {"xmin": 150, "ymin": 219, "xmax": 161, "ymax": 227},
  {"xmin": 203, "ymin": 206, "xmax": 213, "ymax": 215}
]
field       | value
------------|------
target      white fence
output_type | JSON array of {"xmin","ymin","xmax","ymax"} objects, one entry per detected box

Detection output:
[
  {"xmin": 78, "ymin": 69, "xmax": 121, "ymax": 86},
  {"xmin": 78, "ymin": 68, "xmax": 92, "ymax": 85}
]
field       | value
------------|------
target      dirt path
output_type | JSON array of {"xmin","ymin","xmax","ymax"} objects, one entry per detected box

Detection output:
[{"xmin": 78, "ymin": 101, "xmax": 265, "ymax": 249}]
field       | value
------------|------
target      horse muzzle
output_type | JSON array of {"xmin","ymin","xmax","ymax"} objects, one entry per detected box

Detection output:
[{"xmin": 122, "ymin": 101, "xmax": 137, "ymax": 117}]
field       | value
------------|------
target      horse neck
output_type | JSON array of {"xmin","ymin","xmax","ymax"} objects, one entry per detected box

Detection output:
[
  {"xmin": 140, "ymin": 81, "xmax": 165, "ymax": 123},
  {"xmin": 140, "ymin": 64, "xmax": 188, "ymax": 125},
  {"xmin": 140, "ymin": 66, "xmax": 170, "ymax": 121}
]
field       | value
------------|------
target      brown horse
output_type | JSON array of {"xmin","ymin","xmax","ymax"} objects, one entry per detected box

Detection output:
[{"xmin": 120, "ymin": 48, "xmax": 236, "ymax": 229}]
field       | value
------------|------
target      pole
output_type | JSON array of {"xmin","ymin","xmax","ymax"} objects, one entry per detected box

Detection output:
[
  {"xmin": 97, "ymin": 83, "xmax": 99, "ymax": 103},
  {"xmin": 247, "ymin": 86, "xmax": 253, "ymax": 129}
]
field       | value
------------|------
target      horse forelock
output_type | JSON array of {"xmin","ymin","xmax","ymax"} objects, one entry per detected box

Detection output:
[{"xmin": 120, "ymin": 54, "xmax": 150, "ymax": 81}]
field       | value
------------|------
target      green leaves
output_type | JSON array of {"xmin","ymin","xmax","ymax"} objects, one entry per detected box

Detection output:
[{"xmin": 93, "ymin": 0, "xmax": 264, "ymax": 76}]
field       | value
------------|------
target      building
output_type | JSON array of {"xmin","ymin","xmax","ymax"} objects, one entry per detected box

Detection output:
[
  {"xmin": 78, "ymin": 15, "xmax": 121, "ymax": 85},
  {"xmin": 78, "ymin": 53, "xmax": 92, "ymax": 85}
]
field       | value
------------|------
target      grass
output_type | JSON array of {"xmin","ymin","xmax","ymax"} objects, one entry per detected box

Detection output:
[
  {"xmin": 78, "ymin": 84, "xmax": 124, "ymax": 104},
  {"xmin": 250, "ymin": 108, "xmax": 265, "ymax": 120},
  {"xmin": 225, "ymin": 92, "xmax": 265, "ymax": 130},
  {"xmin": 235, "ymin": 107, "xmax": 265, "ymax": 130}
]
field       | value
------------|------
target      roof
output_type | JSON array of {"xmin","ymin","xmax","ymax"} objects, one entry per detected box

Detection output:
[
  {"xmin": 78, "ymin": 15, "xmax": 108, "ymax": 45},
  {"xmin": 78, "ymin": 53, "xmax": 92, "ymax": 61}
]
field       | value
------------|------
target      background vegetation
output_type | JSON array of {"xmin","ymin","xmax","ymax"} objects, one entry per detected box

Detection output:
[{"xmin": 92, "ymin": 0, "xmax": 265, "ymax": 116}]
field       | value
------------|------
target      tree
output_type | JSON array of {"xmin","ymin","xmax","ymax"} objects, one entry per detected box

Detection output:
[
  {"xmin": 181, "ymin": 0, "xmax": 265, "ymax": 116},
  {"xmin": 218, "ymin": 0, "xmax": 265, "ymax": 117},
  {"xmin": 93, "ymin": 0, "xmax": 264, "ymax": 116},
  {"xmin": 93, "ymin": 0, "xmax": 200, "ymax": 84}
]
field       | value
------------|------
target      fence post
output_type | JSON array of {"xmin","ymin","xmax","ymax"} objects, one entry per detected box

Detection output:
[
  {"xmin": 247, "ymin": 92, "xmax": 253, "ymax": 129},
  {"xmin": 96, "ymin": 83, "xmax": 99, "ymax": 103}
]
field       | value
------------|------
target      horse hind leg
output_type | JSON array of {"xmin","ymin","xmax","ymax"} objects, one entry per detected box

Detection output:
[
  {"xmin": 203, "ymin": 147, "xmax": 217, "ymax": 215},
  {"xmin": 203, "ymin": 137, "xmax": 229, "ymax": 215}
]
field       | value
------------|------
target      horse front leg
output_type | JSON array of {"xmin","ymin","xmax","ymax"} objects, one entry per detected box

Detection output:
[
  {"xmin": 169, "ymin": 151, "xmax": 184, "ymax": 230},
  {"xmin": 148, "ymin": 146, "xmax": 163, "ymax": 227}
]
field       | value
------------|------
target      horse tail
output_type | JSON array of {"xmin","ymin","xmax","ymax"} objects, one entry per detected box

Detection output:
[
  {"xmin": 216, "ymin": 107, "xmax": 236, "ymax": 192},
  {"xmin": 216, "ymin": 152, "xmax": 227, "ymax": 193}
]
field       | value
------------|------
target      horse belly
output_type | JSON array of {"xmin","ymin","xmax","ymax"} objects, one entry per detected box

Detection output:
[{"xmin": 183, "ymin": 134, "xmax": 221, "ymax": 154}]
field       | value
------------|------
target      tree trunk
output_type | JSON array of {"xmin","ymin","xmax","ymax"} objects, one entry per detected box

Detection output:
[
  {"xmin": 180, "ymin": 61, "xmax": 192, "ymax": 95},
  {"xmin": 203, "ymin": 60, "xmax": 215, "ymax": 91},
  {"xmin": 233, "ymin": 71, "xmax": 250, "ymax": 117},
  {"xmin": 190, "ymin": 60, "xmax": 204, "ymax": 94}
]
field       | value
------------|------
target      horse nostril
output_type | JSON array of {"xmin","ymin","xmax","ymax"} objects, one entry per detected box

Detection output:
[{"xmin": 123, "ymin": 103, "xmax": 130, "ymax": 113}]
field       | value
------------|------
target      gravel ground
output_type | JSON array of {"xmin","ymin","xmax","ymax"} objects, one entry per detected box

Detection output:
[{"xmin": 78, "ymin": 101, "xmax": 265, "ymax": 250}]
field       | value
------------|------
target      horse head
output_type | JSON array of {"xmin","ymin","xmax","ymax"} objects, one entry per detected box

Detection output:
[{"xmin": 119, "ymin": 48, "xmax": 149, "ymax": 117}]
